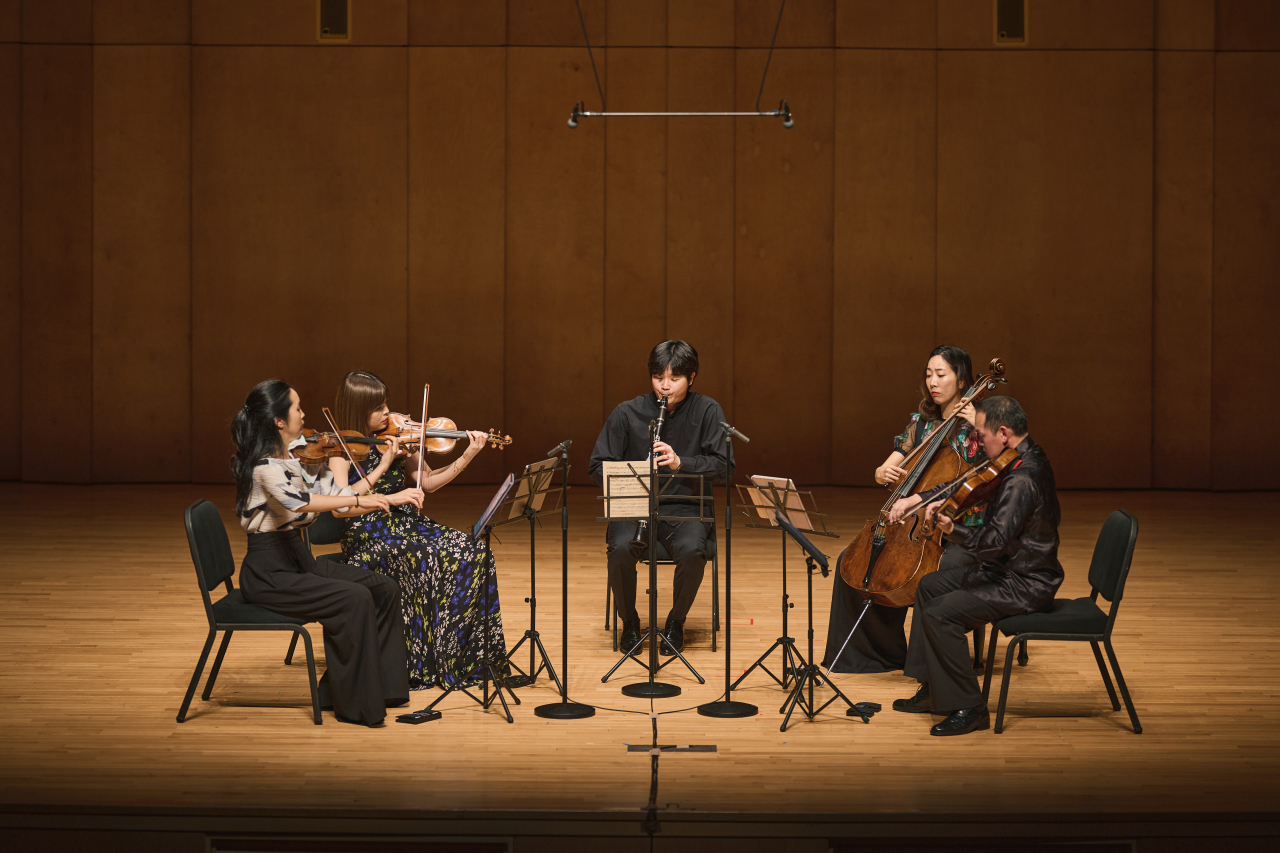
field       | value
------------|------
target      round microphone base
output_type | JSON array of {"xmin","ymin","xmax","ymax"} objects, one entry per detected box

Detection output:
[
  {"xmin": 621, "ymin": 681, "xmax": 681, "ymax": 699},
  {"xmin": 697, "ymin": 699, "xmax": 759, "ymax": 719},
  {"xmin": 534, "ymin": 701, "xmax": 596, "ymax": 720}
]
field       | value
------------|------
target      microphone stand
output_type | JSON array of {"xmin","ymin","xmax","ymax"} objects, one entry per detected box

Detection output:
[
  {"xmin": 535, "ymin": 441, "xmax": 595, "ymax": 719},
  {"xmin": 699, "ymin": 422, "xmax": 758, "ymax": 718}
]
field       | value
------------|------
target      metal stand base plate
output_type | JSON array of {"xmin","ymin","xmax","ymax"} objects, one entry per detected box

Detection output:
[
  {"xmin": 696, "ymin": 700, "xmax": 758, "ymax": 718},
  {"xmin": 534, "ymin": 701, "xmax": 597, "ymax": 719},
  {"xmin": 622, "ymin": 681, "xmax": 681, "ymax": 698}
]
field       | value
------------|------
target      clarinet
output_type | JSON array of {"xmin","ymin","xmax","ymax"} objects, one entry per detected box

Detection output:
[{"xmin": 631, "ymin": 395, "xmax": 670, "ymax": 551}]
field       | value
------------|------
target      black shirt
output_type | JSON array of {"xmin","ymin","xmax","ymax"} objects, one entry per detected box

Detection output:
[
  {"xmin": 589, "ymin": 391, "xmax": 735, "ymax": 518},
  {"xmin": 943, "ymin": 436, "xmax": 1064, "ymax": 614}
]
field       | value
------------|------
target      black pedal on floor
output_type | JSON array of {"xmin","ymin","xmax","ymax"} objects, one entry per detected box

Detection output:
[{"xmin": 396, "ymin": 709, "xmax": 443, "ymax": 724}]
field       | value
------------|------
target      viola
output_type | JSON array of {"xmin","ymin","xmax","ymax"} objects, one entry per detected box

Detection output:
[
  {"xmin": 377, "ymin": 412, "xmax": 512, "ymax": 455},
  {"xmin": 290, "ymin": 428, "xmax": 387, "ymax": 465},
  {"xmin": 906, "ymin": 447, "xmax": 1021, "ymax": 536}
]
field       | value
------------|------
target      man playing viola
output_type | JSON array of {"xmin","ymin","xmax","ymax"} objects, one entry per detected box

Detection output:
[
  {"xmin": 589, "ymin": 341, "xmax": 734, "ymax": 656},
  {"xmin": 886, "ymin": 396, "xmax": 1063, "ymax": 736}
]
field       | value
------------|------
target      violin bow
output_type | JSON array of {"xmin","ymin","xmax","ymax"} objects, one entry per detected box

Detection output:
[
  {"xmin": 321, "ymin": 406, "xmax": 379, "ymax": 500},
  {"xmin": 416, "ymin": 384, "xmax": 429, "ymax": 491}
]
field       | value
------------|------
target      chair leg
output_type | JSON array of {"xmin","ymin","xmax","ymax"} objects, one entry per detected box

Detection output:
[
  {"xmin": 605, "ymin": 582, "xmax": 612, "ymax": 631},
  {"xmin": 981, "ymin": 627, "xmax": 999, "ymax": 704},
  {"xmin": 973, "ymin": 624, "xmax": 985, "ymax": 669},
  {"xmin": 1103, "ymin": 638, "xmax": 1142, "ymax": 734},
  {"xmin": 1090, "ymin": 640, "xmax": 1121, "ymax": 711},
  {"xmin": 711, "ymin": 551, "xmax": 720, "ymax": 653},
  {"xmin": 994, "ymin": 636, "xmax": 1021, "ymax": 734},
  {"xmin": 285, "ymin": 632, "xmax": 300, "ymax": 665},
  {"xmin": 1018, "ymin": 640, "xmax": 1029, "ymax": 666},
  {"xmin": 299, "ymin": 629, "xmax": 322, "ymax": 725},
  {"xmin": 202, "ymin": 630, "xmax": 234, "ymax": 700},
  {"xmin": 177, "ymin": 629, "xmax": 217, "ymax": 723},
  {"xmin": 611, "ymin": 596, "xmax": 618, "ymax": 653}
]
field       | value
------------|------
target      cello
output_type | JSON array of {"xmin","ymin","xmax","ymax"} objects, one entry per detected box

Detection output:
[{"xmin": 835, "ymin": 358, "xmax": 1008, "ymax": 608}]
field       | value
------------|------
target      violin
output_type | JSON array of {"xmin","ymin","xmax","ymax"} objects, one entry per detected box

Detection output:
[
  {"xmin": 904, "ymin": 447, "xmax": 1021, "ymax": 536},
  {"xmin": 376, "ymin": 412, "xmax": 512, "ymax": 455},
  {"xmin": 290, "ymin": 428, "xmax": 387, "ymax": 465}
]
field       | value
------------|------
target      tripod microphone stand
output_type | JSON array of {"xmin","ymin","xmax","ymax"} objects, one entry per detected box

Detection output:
[
  {"xmin": 774, "ymin": 512, "xmax": 859, "ymax": 732},
  {"xmin": 535, "ymin": 440, "xmax": 596, "ymax": 719},
  {"xmin": 698, "ymin": 422, "xmax": 758, "ymax": 718}
]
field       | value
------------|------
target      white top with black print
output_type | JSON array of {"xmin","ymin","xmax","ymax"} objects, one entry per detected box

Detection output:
[{"xmin": 240, "ymin": 456, "xmax": 356, "ymax": 534}]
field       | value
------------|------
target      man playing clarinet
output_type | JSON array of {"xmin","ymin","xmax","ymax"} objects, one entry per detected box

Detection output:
[
  {"xmin": 887, "ymin": 396, "xmax": 1063, "ymax": 736},
  {"xmin": 590, "ymin": 341, "xmax": 734, "ymax": 655}
]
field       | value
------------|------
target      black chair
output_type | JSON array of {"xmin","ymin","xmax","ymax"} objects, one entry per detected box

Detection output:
[
  {"xmin": 178, "ymin": 500, "xmax": 322, "ymax": 725},
  {"xmin": 605, "ymin": 527, "xmax": 720, "ymax": 653},
  {"xmin": 981, "ymin": 510, "xmax": 1142, "ymax": 734}
]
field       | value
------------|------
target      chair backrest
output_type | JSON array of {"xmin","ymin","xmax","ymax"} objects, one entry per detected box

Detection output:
[
  {"xmin": 307, "ymin": 511, "xmax": 346, "ymax": 546},
  {"xmin": 185, "ymin": 500, "xmax": 237, "ymax": 600},
  {"xmin": 1087, "ymin": 510, "xmax": 1139, "ymax": 604}
]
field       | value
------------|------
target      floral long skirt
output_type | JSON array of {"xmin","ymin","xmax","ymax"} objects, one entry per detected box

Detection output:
[{"xmin": 341, "ymin": 509, "xmax": 505, "ymax": 689}]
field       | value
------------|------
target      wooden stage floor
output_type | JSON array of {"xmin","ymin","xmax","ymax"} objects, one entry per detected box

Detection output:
[{"xmin": 1, "ymin": 483, "xmax": 1278, "ymax": 844}]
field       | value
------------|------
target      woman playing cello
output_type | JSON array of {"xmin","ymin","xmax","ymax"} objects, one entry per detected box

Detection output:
[{"xmin": 822, "ymin": 345, "xmax": 986, "ymax": 672}]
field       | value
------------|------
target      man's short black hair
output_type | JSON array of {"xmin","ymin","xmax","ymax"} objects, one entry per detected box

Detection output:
[
  {"xmin": 977, "ymin": 395, "xmax": 1028, "ymax": 436},
  {"xmin": 648, "ymin": 340, "xmax": 699, "ymax": 379}
]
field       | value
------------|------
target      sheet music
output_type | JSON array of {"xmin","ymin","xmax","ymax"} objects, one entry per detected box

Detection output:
[
  {"xmin": 603, "ymin": 460, "xmax": 652, "ymax": 520},
  {"xmin": 745, "ymin": 475, "xmax": 813, "ymax": 530},
  {"xmin": 508, "ymin": 457, "xmax": 559, "ymax": 519}
]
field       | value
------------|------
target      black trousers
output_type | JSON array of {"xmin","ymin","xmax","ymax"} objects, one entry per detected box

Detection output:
[
  {"xmin": 240, "ymin": 530, "xmax": 409, "ymax": 725},
  {"xmin": 606, "ymin": 519, "xmax": 709, "ymax": 624},
  {"xmin": 822, "ymin": 543, "xmax": 978, "ymax": 673},
  {"xmin": 903, "ymin": 562, "xmax": 1008, "ymax": 713}
]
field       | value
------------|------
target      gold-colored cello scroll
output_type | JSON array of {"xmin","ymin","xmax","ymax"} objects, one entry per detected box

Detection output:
[{"xmin": 835, "ymin": 358, "xmax": 1007, "ymax": 607}]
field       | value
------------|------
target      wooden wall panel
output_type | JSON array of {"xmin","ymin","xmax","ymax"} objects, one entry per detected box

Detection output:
[
  {"xmin": 940, "ymin": 0, "xmax": 1155, "ymax": 49},
  {"xmin": 505, "ymin": 48, "xmax": 604, "ymax": 483},
  {"xmin": 936, "ymin": 51, "xmax": 1153, "ymax": 489},
  {"xmin": 409, "ymin": 47, "xmax": 506, "ymax": 486},
  {"xmin": 1156, "ymin": 0, "xmax": 1215, "ymax": 49},
  {"xmin": 93, "ymin": 0, "xmax": 190, "ymax": 44},
  {"xmin": 22, "ymin": 45, "xmax": 93, "ymax": 482},
  {"xmin": 734, "ymin": 48, "xmax": 834, "ymax": 484},
  {"xmin": 604, "ymin": 48, "xmax": 667, "ymax": 410},
  {"xmin": 0, "ymin": 0, "xmax": 19, "ymax": 42},
  {"xmin": 92, "ymin": 46, "xmax": 190, "ymax": 482},
  {"xmin": 666, "ymin": 49, "xmax": 736, "ymax": 420},
  {"xmin": 1217, "ymin": 0, "xmax": 1280, "ymax": 50},
  {"xmin": 831, "ymin": 49, "xmax": 937, "ymax": 487},
  {"xmin": 193, "ymin": 0, "xmax": 407, "ymax": 45},
  {"xmin": 1153, "ymin": 51, "xmax": 1213, "ymax": 489},
  {"xmin": 507, "ymin": 0, "xmax": 605, "ymax": 46},
  {"xmin": 191, "ymin": 47, "xmax": 408, "ymax": 482},
  {"xmin": 736, "ymin": 0, "xmax": 834, "ymax": 47},
  {"xmin": 1211, "ymin": 53, "xmax": 1280, "ymax": 490},
  {"xmin": 0, "ymin": 45, "xmax": 18, "ymax": 480},
  {"xmin": 835, "ymin": 0, "xmax": 937, "ymax": 49},
  {"xmin": 409, "ymin": 0, "xmax": 506, "ymax": 46},
  {"xmin": 607, "ymin": 0, "xmax": 666, "ymax": 46},
  {"xmin": 22, "ymin": 0, "xmax": 92, "ymax": 43},
  {"xmin": 668, "ymin": 0, "xmax": 735, "ymax": 47}
]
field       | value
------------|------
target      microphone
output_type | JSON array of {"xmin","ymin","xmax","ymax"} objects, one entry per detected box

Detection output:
[
  {"xmin": 720, "ymin": 421, "xmax": 750, "ymax": 443},
  {"xmin": 546, "ymin": 439, "xmax": 572, "ymax": 458}
]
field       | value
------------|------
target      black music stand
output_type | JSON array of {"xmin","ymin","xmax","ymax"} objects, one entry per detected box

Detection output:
[
  {"xmin": 732, "ymin": 479, "xmax": 838, "ymax": 696},
  {"xmin": 698, "ymin": 421, "xmax": 758, "ymax": 718},
  {"xmin": 489, "ymin": 456, "xmax": 565, "ymax": 692},
  {"xmin": 534, "ymin": 440, "xmax": 596, "ymax": 719},
  {"xmin": 396, "ymin": 474, "xmax": 520, "ymax": 724},
  {"xmin": 598, "ymin": 466, "xmax": 711, "ymax": 696},
  {"xmin": 773, "ymin": 512, "xmax": 860, "ymax": 731}
]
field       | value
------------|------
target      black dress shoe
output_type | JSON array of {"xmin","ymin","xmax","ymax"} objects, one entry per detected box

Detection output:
[
  {"xmin": 660, "ymin": 615, "xmax": 685, "ymax": 656},
  {"xmin": 930, "ymin": 705, "xmax": 990, "ymax": 736},
  {"xmin": 619, "ymin": 617, "xmax": 643, "ymax": 652},
  {"xmin": 892, "ymin": 682, "xmax": 932, "ymax": 714}
]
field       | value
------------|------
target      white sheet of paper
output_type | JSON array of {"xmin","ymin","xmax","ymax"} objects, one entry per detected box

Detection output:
[
  {"xmin": 746, "ymin": 475, "xmax": 813, "ymax": 530},
  {"xmin": 603, "ymin": 460, "xmax": 653, "ymax": 520}
]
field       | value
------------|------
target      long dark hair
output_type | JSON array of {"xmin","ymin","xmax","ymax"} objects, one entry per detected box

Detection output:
[
  {"xmin": 231, "ymin": 379, "xmax": 293, "ymax": 516},
  {"xmin": 918, "ymin": 345, "xmax": 974, "ymax": 421}
]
